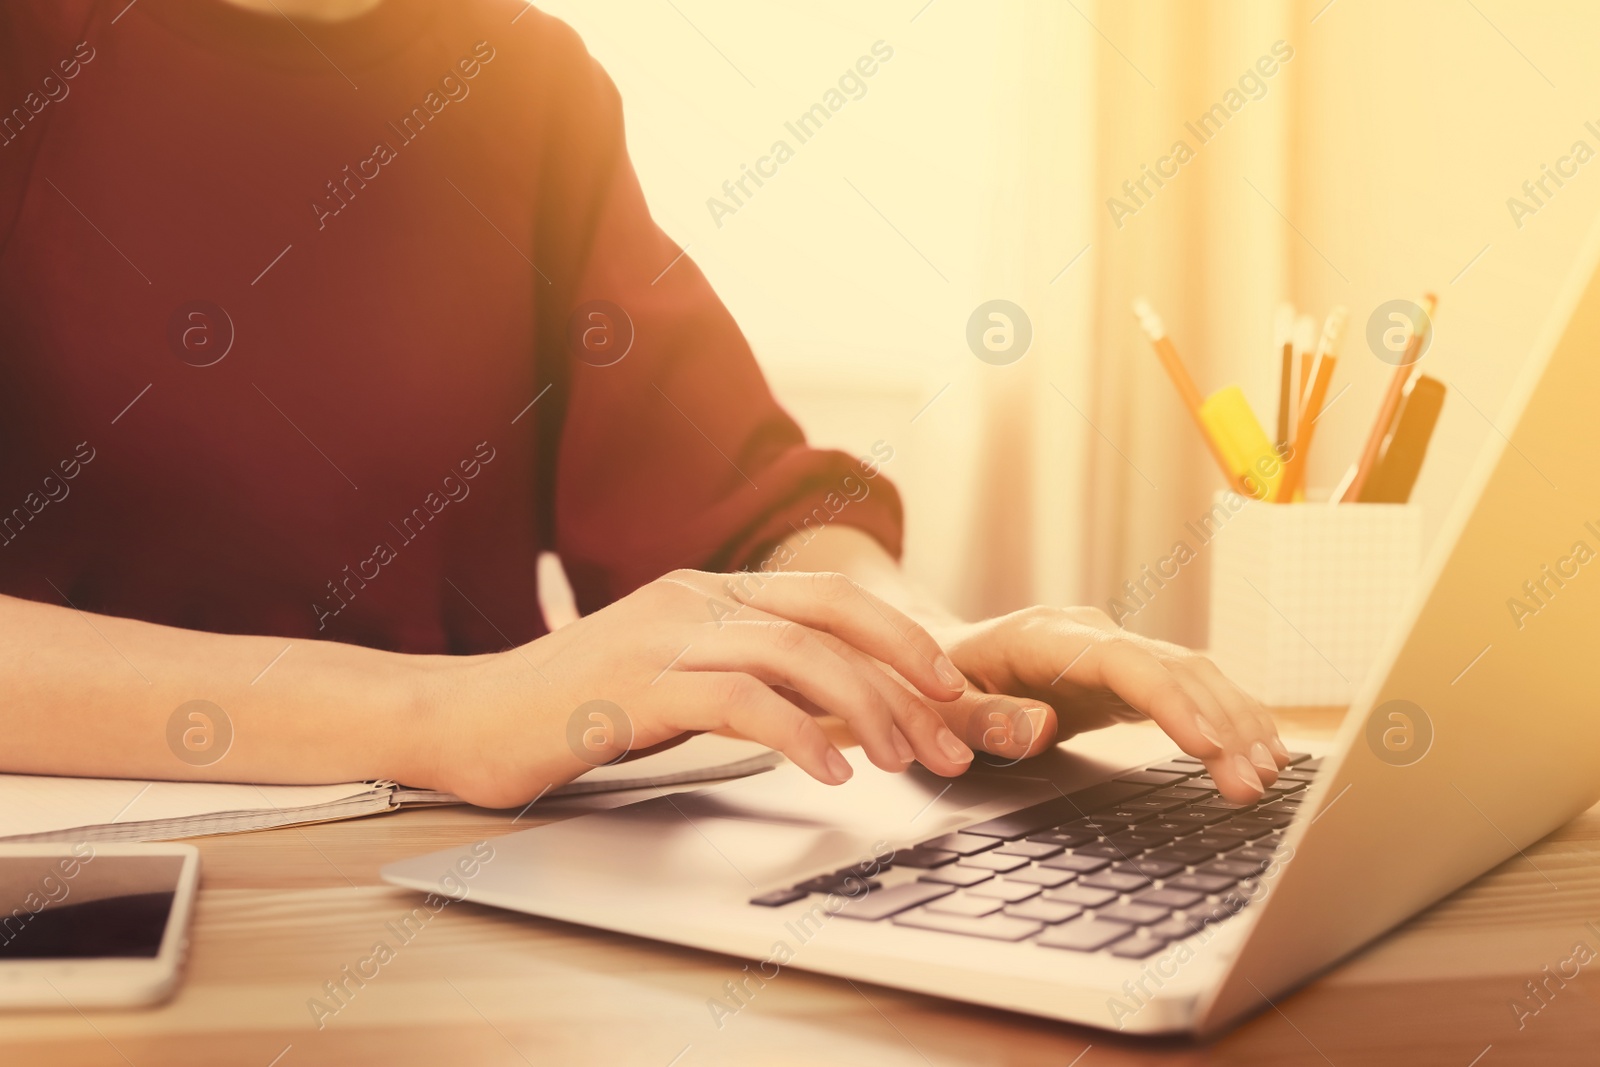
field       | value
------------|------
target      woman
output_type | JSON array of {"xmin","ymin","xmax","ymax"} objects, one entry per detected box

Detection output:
[{"xmin": 0, "ymin": 0, "xmax": 1288, "ymax": 808}]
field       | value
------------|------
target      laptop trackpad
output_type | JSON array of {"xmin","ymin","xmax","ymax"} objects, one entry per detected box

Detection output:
[{"xmin": 453, "ymin": 722, "xmax": 1179, "ymax": 907}]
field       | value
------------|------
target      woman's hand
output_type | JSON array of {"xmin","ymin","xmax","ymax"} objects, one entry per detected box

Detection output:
[
  {"xmin": 424, "ymin": 569, "xmax": 978, "ymax": 808},
  {"xmin": 930, "ymin": 606, "xmax": 1291, "ymax": 802}
]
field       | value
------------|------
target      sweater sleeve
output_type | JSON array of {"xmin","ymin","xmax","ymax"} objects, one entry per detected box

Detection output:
[{"xmin": 528, "ymin": 17, "xmax": 904, "ymax": 615}]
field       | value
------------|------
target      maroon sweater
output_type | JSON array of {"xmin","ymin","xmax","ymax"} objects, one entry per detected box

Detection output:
[{"xmin": 0, "ymin": 0, "xmax": 901, "ymax": 653}]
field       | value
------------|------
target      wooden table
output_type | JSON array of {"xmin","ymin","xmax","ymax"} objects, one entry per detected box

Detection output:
[{"xmin": 8, "ymin": 708, "xmax": 1600, "ymax": 1066}]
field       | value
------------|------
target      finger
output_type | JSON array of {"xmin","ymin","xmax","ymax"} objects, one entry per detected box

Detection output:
[
  {"xmin": 1195, "ymin": 657, "xmax": 1291, "ymax": 768},
  {"xmin": 1170, "ymin": 665, "xmax": 1278, "ymax": 792},
  {"xmin": 665, "ymin": 672, "xmax": 853, "ymax": 785},
  {"xmin": 1069, "ymin": 639, "xmax": 1266, "ymax": 802},
  {"xmin": 1188, "ymin": 658, "xmax": 1288, "ymax": 776},
  {"xmin": 720, "ymin": 571, "xmax": 966, "ymax": 701},
  {"xmin": 680, "ymin": 619, "xmax": 920, "ymax": 772},
  {"xmin": 933, "ymin": 689, "xmax": 1058, "ymax": 764},
  {"xmin": 789, "ymin": 625, "xmax": 975, "ymax": 774}
]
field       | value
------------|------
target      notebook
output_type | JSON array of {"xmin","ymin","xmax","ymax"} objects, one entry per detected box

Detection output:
[{"xmin": 0, "ymin": 734, "xmax": 781, "ymax": 844}]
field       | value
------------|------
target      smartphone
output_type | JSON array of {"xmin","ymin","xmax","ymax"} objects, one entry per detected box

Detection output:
[{"xmin": 0, "ymin": 842, "xmax": 200, "ymax": 1009}]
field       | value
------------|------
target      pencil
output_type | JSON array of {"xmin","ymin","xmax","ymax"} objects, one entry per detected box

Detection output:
[
  {"xmin": 1341, "ymin": 293, "xmax": 1437, "ymax": 503},
  {"xmin": 1293, "ymin": 314, "xmax": 1317, "ymax": 411},
  {"xmin": 1274, "ymin": 303, "xmax": 1295, "ymax": 451},
  {"xmin": 1131, "ymin": 299, "xmax": 1245, "ymax": 492},
  {"xmin": 1277, "ymin": 308, "xmax": 1346, "ymax": 501}
]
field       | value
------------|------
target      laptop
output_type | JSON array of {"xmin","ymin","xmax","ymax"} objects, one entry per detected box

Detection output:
[{"xmin": 383, "ymin": 216, "xmax": 1600, "ymax": 1035}]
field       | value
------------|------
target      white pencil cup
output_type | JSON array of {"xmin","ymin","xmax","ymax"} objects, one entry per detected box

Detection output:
[{"xmin": 1208, "ymin": 494, "xmax": 1423, "ymax": 706}]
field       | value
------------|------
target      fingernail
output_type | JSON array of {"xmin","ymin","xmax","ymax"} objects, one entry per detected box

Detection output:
[
  {"xmin": 1009, "ymin": 706, "xmax": 1042, "ymax": 747},
  {"xmin": 937, "ymin": 727, "xmax": 973, "ymax": 764},
  {"xmin": 1232, "ymin": 753, "xmax": 1264, "ymax": 794},
  {"xmin": 935, "ymin": 655, "xmax": 966, "ymax": 690},
  {"xmin": 1267, "ymin": 735, "xmax": 1292, "ymax": 766},
  {"xmin": 1249, "ymin": 742, "xmax": 1277, "ymax": 777},
  {"xmin": 1194, "ymin": 714, "xmax": 1224, "ymax": 749},
  {"xmin": 891, "ymin": 729, "xmax": 915, "ymax": 764},
  {"xmin": 825, "ymin": 749, "xmax": 854, "ymax": 783}
]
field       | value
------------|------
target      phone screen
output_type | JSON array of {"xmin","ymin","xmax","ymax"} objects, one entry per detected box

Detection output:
[{"xmin": 0, "ymin": 851, "xmax": 185, "ymax": 960}]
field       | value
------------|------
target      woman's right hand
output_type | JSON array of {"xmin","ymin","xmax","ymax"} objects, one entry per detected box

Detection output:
[{"xmin": 422, "ymin": 569, "xmax": 977, "ymax": 808}]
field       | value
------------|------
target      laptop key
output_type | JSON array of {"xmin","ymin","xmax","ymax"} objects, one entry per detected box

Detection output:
[
  {"xmin": 1169, "ymin": 754, "xmax": 1203, "ymax": 765},
  {"xmin": 1120, "ymin": 797, "xmax": 1187, "ymax": 815},
  {"xmin": 1186, "ymin": 833, "xmax": 1248, "ymax": 852},
  {"xmin": 1145, "ymin": 845, "xmax": 1215, "ymax": 866},
  {"xmin": 1039, "ymin": 853, "xmax": 1111, "ymax": 874},
  {"xmin": 1286, "ymin": 752, "xmax": 1313, "ymax": 765},
  {"xmin": 1231, "ymin": 847, "xmax": 1278, "ymax": 866},
  {"xmin": 1099, "ymin": 808, "xmax": 1160, "ymax": 824},
  {"xmin": 1004, "ymin": 898, "xmax": 1083, "ymax": 924},
  {"xmin": 961, "ymin": 852, "xmax": 1030, "ymax": 873},
  {"xmin": 797, "ymin": 873, "xmax": 881, "ymax": 895},
  {"xmin": 1043, "ymin": 883, "xmax": 1118, "ymax": 908},
  {"xmin": 1149, "ymin": 915, "xmax": 1205, "ymax": 940},
  {"xmin": 995, "ymin": 840, "xmax": 1064, "ymax": 859},
  {"xmin": 1060, "ymin": 815, "xmax": 1142, "ymax": 834},
  {"xmin": 1109, "ymin": 933, "xmax": 1168, "ymax": 958},
  {"xmin": 1167, "ymin": 809, "xmax": 1232, "ymax": 827},
  {"xmin": 1136, "ymin": 887, "xmax": 1205, "ymax": 909},
  {"xmin": 1037, "ymin": 919, "xmax": 1134, "ymax": 952},
  {"xmin": 1151, "ymin": 786, "xmax": 1211, "ymax": 801},
  {"xmin": 1080, "ymin": 869, "xmax": 1151, "ymax": 892},
  {"xmin": 1166, "ymin": 872, "xmax": 1236, "ymax": 893},
  {"xmin": 1105, "ymin": 829, "xmax": 1178, "ymax": 851},
  {"xmin": 1114, "ymin": 770, "xmax": 1188, "ymax": 786},
  {"xmin": 1073, "ymin": 843, "xmax": 1134, "ymax": 860},
  {"xmin": 1026, "ymin": 830, "xmax": 1095, "ymax": 849},
  {"xmin": 1143, "ymin": 761, "xmax": 1205, "ymax": 777},
  {"xmin": 886, "ymin": 847, "xmax": 958, "ymax": 869},
  {"xmin": 833, "ymin": 881, "xmax": 955, "ymax": 922},
  {"xmin": 1215, "ymin": 889, "xmax": 1252, "ymax": 914},
  {"xmin": 892, "ymin": 908, "xmax": 1044, "ymax": 942},
  {"xmin": 918, "ymin": 866, "xmax": 994, "ymax": 888},
  {"xmin": 1114, "ymin": 858, "xmax": 1184, "ymax": 880},
  {"xmin": 919, "ymin": 832, "xmax": 1000, "ymax": 855},
  {"xmin": 1096, "ymin": 902, "xmax": 1170, "ymax": 925},
  {"xmin": 1204, "ymin": 859, "xmax": 1264, "ymax": 880},
  {"xmin": 959, "ymin": 781, "xmax": 1154, "ymax": 840},
  {"xmin": 1007, "ymin": 866, "xmax": 1077, "ymax": 887},
  {"xmin": 1277, "ymin": 769, "xmax": 1316, "ymax": 783},
  {"xmin": 926, "ymin": 893, "xmax": 1003, "ymax": 917},
  {"xmin": 1193, "ymin": 798, "xmax": 1259, "ymax": 813},
  {"xmin": 967, "ymin": 879, "xmax": 1042, "ymax": 903},
  {"xmin": 749, "ymin": 887, "xmax": 810, "ymax": 907},
  {"xmin": 1227, "ymin": 811, "xmax": 1295, "ymax": 830},
  {"xmin": 841, "ymin": 858, "xmax": 894, "ymax": 879}
]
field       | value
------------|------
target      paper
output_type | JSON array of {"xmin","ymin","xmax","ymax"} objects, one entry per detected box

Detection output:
[{"xmin": 0, "ymin": 734, "xmax": 782, "ymax": 843}]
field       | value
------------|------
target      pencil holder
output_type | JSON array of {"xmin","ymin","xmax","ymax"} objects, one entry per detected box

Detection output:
[{"xmin": 1207, "ymin": 494, "xmax": 1423, "ymax": 706}]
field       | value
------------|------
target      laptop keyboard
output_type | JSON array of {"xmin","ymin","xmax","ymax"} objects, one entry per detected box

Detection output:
[{"xmin": 748, "ymin": 752, "xmax": 1319, "ymax": 958}]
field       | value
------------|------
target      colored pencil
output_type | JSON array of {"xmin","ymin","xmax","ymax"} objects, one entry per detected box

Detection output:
[
  {"xmin": 1341, "ymin": 293, "xmax": 1437, "ymax": 503},
  {"xmin": 1274, "ymin": 303, "xmax": 1295, "ymax": 451},
  {"xmin": 1131, "ymin": 299, "xmax": 1245, "ymax": 492},
  {"xmin": 1277, "ymin": 307, "xmax": 1346, "ymax": 501}
]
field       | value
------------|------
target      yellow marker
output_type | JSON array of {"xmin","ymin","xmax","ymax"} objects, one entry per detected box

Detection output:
[{"xmin": 1198, "ymin": 386, "xmax": 1285, "ymax": 502}]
